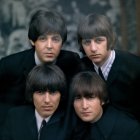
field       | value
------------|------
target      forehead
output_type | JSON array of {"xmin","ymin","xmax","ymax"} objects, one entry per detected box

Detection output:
[
  {"xmin": 82, "ymin": 36, "xmax": 107, "ymax": 40},
  {"xmin": 39, "ymin": 33, "xmax": 62, "ymax": 37}
]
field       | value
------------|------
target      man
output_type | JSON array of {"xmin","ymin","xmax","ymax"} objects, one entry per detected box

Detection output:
[
  {"xmin": 70, "ymin": 71, "xmax": 140, "ymax": 140},
  {"xmin": 2, "ymin": 64, "xmax": 74, "ymax": 140},
  {"xmin": 0, "ymin": 9, "xmax": 81, "ymax": 136},
  {"xmin": 77, "ymin": 13, "xmax": 140, "ymax": 121}
]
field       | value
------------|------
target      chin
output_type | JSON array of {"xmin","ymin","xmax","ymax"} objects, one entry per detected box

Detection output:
[
  {"xmin": 81, "ymin": 117, "xmax": 92, "ymax": 122},
  {"xmin": 44, "ymin": 59, "xmax": 55, "ymax": 63}
]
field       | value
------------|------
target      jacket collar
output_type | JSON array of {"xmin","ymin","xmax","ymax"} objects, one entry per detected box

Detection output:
[{"xmin": 94, "ymin": 106, "xmax": 118, "ymax": 139}]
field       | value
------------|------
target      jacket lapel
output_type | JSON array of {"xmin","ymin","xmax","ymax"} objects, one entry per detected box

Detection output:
[
  {"xmin": 27, "ymin": 106, "xmax": 38, "ymax": 140},
  {"xmin": 23, "ymin": 49, "xmax": 36, "ymax": 78},
  {"xmin": 96, "ymin": 106, "xmax": 118, "ymax": 139},
  {"xmin": 47, "ymin": 109, "xmax": 64, "ymax": 126},
  {"xmin": 107, "ymin": 51, "xmax": 120, "ymax": 86},
  {"xmin": 82, "ymin": 51, "xmax": 121, "ymax": 86}
]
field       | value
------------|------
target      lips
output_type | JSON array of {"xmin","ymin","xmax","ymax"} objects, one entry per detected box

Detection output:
[
  {"xmin": 81, "ymin": 112, "xmax": 91, "ymax": 116},
  {"xmin": 90, "ymin": 54, "xmax": 100, "ymax": 58},
  {"xmin": 42, "ymin": 106, "xmax": 53, "ymax": 111},
  {"xmin": 44, "ymin": 53, "xmax": 54, "ymax": 57}
]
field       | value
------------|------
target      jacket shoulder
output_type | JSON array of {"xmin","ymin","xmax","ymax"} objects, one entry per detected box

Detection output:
[
  {"xmin": 7, "ymin": 105, "xmax": 34, "ymax": 118},
  {"xmin": 0, "ymin": 49, "xmax": 35, "ymax": 71},
  {"xmin": 0, "ymin": 49, "xmax": 34, "ymax": 61}
]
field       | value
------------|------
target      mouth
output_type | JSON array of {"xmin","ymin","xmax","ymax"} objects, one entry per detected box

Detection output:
[
  {"xmin": 44, "ymin": 53, "xmax": 54, "ymax": 57},
  {"xmin": 90, "ymin": 54, "xmax": 100, "ymax": 58},
  {"xmin": 89, "ymin": 54, "xmax": 101, "ymax": 60},
  {"xmin": 41, "ymin": 106, "xmax": 53, "ymax": 111},
  {"xmin": 81, "ymin": 112, "xmax": 91, "ymax": 116}
]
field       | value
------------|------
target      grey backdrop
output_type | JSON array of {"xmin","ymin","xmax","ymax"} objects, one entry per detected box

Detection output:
[{"xmin": 0, "ymin": 0, "xmax": 136, "ymax": 58}]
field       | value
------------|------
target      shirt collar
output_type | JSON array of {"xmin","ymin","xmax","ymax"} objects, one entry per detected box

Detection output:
[
  {"xmin": 93, "ymin": 50, "xmax": 115, "ymax": 70},
  {"xmin": 35, "ymin": 109, "xmax": 51, "ymax": 131},
  {"xmin": 93, "ymin": 50, "xmax": 115, "ymax": 80},
  {"xmin": 34, "ymin": 51, "xmax": 42, "ymax": 65}
]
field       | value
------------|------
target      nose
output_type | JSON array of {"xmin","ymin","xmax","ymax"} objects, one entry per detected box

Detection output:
[
  {"xmin": 44, "ymin": 92, "xmax": 50, "ymax": 103},
  {"xmin": 90, "ymin": 40, "xmax": 97, "ymax": 51},
  {"xmin": 81, "ymin": 98, "xmax": 88, "ymax": 109},
  {"xmin": 46, "ymin": 39, "xmax": 52, "ymax": 49}
]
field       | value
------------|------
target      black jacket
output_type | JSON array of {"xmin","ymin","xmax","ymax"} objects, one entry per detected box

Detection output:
[
  {"xmin": 0, "ymin": 48, "xmax": 82, "ymax": 137},
  {"xmin": 73, "ymin": 106, "xmax": 140, "ymax": 140},
  {"xmin": 81, "ymin": 50, "xmax": 140, "ymax": 121},
  {"xmin": 2, "ymin": 105, "xmax": 74, "ymax": 140}
]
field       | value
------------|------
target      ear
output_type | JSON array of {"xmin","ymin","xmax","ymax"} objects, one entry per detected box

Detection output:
[{"xmin": 29, "ymin": 40, "xmax": 35, "ymax": 46}]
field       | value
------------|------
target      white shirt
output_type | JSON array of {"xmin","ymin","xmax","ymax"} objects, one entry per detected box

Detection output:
[
  {"xmin": 93, "ymin": 50, "xmax": 115, "ymax": 80},
  {"xmin": 35, "ymin": 51, "xmax": 42, "ymax": 65},
  {"xmin": 35, "ymin": 109, "xmax": 51, "ymax": 132}
]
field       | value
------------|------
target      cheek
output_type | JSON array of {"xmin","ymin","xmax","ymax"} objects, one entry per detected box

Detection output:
[
  {"xmin": 84, "ymin": 48, "xmax": 91, "ymax": 55},
  {"xmin": 34, "ymin": 41, "xmax": 45, "ymax": 50},
  {"xmin": 74, "ymin": 102, "xmax": 80, "ymax": 112},
  {"xmin": 83, "ymin": 47, "xmax": 88, "ymax": 52},
  {"xmin": 52, "ymin": 95, "xmax": 61, "ymax": 105},
  {"xmin": 91, "ymin": 99, "xmax": 102, "ymax": 109},
  {"xmin": 93, "ymin": 103, "xmax": 102, "ymax": 114},
  {"xmin": 55, "ymin": 97, "xmax": 61, "ymax": 105},
  {"xmin": 33, "ymin": 95, "xmax": 41, "ymax": 107},
  {"xmin": 55, "ymin": 45, "xmax": 62, "ymax": 52},
  {"xmin": 35, "ymin": 45, "xmax": 44, "ymax": 53},
  {"xmin": 33, "ymin": 96, "xmax": 38, "ymax": 105},
  {"xmin": 102, "ymin": 43, "xmax": 108, "ymax": 52}
]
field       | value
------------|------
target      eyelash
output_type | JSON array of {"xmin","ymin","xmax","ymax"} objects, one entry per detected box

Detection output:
[{"xmin": 82, "ymin": 38, "xmax": 105, "ymax": 45}]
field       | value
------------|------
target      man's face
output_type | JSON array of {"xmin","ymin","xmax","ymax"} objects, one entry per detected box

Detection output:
[
  {"xmin": 33, "ymin": 91, "xmax": 61, "ymax": 118},
  {"xmin": 31, "ymin": 33, "xmax": 62, "ymax": 63},
  {"xmin": 82, "ymin": 36, "xmax": 111, "ymax": 66},
  {"xmin": 74, "ymin": 96, "xmax": 103, "ymax": 123}
]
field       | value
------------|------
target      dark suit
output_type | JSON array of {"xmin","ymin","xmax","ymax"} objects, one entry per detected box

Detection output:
[
  {"xmin": 2, "ymin": 105, "xmax": 74, "ymax": 140},
  {"xmin": 73, "ymin": 106, "xmax": 140, "ymax": 140},
  {"xmin": 0, "ymin": 48, "xmax": 82, "ymax": 137},
  {"xmin": 81, "ymin": 50, "xmax": 140, "ymax": 121}
]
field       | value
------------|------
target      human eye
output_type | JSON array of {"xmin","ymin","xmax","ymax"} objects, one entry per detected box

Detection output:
[
  {"xmin": 38, "ymin": 35, "xmax": 47, "ymax": 41},
  {"xmin": 49, "ymin": 90, "xmax": 59, "ymax": 95},
  {"xmin": 35, "ymin": 91, "xmax": 44, "ymax": 95},
  {"xmin": 95, "ymin": 37, "xmax": 106, "ymax": 44},
  {"xmin": 52, "ymin": 36, "xmax": 62, "ymax": 43},
  {"xmin": 74, "ymin": 95, "xmax": 82, "ymax": 100},
  {"xmin": 82, "ymin": 39, "xmax": 91, "ymax": 46}
]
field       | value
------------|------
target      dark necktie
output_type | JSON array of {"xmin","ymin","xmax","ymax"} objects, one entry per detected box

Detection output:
[
  {"xmin": 38, "ymin": 120, "xmax": 47, "ymax": 140},
  {"xmin": 98, "ymin": 67, "xmax": 105, "ymax": 81}
]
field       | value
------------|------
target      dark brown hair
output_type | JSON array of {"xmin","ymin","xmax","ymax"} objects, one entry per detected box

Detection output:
[
  {"xmin": 28, "ymin": 9, "xmax": 67, "ymax": 44},
  {"xmin": 70, "ymin": 71, "xmax": 108, "ymax": 103},
  {"xmin": 77, "ymin": 13, "xmax": 117, "ymax": 54},
  {"xmin": 26, "ymin": 63, "xmax": 67, "ymax": 103}
]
